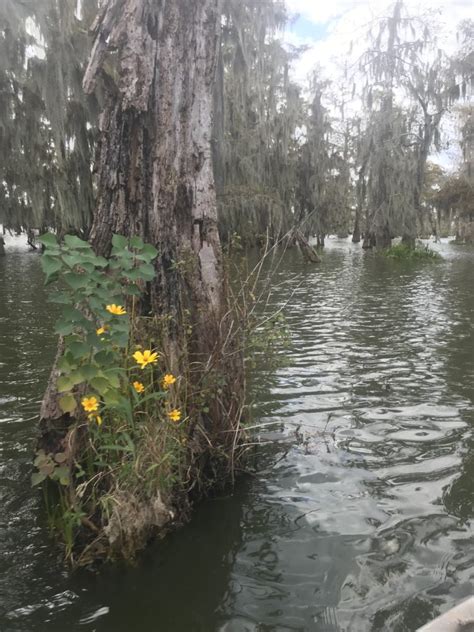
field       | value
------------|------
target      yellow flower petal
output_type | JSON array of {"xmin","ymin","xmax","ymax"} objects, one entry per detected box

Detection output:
[
  {"xmin": 167, "ymin": 408, "xmax": 181, "ymax": 422},
  {"xmin": 162, "ymin": 374, "xmax": 176, "ymax": 388},
  {"xmin": 87, "ymin": 413, "xmax": 102, "ymax": 426},
  {"xmin": 106, "ymin": 304, "xmax": 126, "ymax": 315},
  {"xmin": 133, "ymin": 381, "xmax": 145, "ymax": 393},
  {"xmin": 132, "ymin": 349, "xmax": 159, "ymax": 369},
  {"xmin": 82, "ymin": 396, "xmax": 99, "ymax": 413}
]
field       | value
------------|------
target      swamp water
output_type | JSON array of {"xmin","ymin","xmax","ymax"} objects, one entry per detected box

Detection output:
[{"xmin": 0, "ymin": 238, "xmax": 473, "ymax": 631}]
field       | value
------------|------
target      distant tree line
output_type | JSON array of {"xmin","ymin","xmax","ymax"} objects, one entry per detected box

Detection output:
[{"xmin": 0, "ymin": 0, "xmax": 473, "ymax": 246}]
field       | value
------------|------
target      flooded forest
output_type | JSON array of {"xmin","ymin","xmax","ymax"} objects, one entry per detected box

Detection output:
[{"xmin": 0, "ymin": 0, "xmax": 473, "ymax": 631}]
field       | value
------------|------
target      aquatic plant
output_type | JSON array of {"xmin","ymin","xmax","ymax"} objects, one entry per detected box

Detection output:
[
  {"xmin": 34, "ymin": 232, "xmax": 192, "ymax": 563},
  {"xmin": 382, "ymin": 243, "xmax": 442, "ymax": 261}
]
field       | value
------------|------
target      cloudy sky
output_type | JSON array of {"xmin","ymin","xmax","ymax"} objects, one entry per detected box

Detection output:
[
  {"xmin": 285, "ymin": 0, "xmax": 473, "ymax": 83},
  {"xmin": 283, "ymin": 0, "xmax": 473, "ymax": 169}
]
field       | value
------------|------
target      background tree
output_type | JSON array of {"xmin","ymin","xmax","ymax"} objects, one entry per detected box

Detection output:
[
  {"xmin": 214, "ymin": 0, "xmax": 305, "ymax": 245},
  {"xmin": 0, "ymin": 0, "xmax": 97, "ymax": 234}
]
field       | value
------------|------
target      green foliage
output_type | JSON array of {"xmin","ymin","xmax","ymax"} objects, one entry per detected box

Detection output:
[
  {"xmin": 38, "ymin": 232, "xmax": 159, "ymax": 416},
  {"xmin": 32, "ymin": 450, "xmax": 70, "ymax": 486},
  {"xmin": 382, "ymin": 243, "xmax": 442, "ymax": 261},
  {"xmin": 35, "ymin": 233, "xmax": 190, "ymax": 559}
]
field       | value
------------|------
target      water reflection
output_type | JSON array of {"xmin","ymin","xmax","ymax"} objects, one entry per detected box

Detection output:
[{"xmin": 0, "ymin": 240, "xmax": 473, "ymax": 631}]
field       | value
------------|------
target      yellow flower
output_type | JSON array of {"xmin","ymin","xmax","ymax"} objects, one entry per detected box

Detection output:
[
  {"xmin": 88, "ymin": 413, "xmax": 102, "ymax": 426},
  {"xmin": 132, "ymin": 349, "xmax": 159, "ymax": 369},
  {"xmin": 106, "ymin": 304, "xmax": 126, "ymax": 315},
  {"xmin": 96, "ymin": 326, "xmax": 107, "ymax": 335},
  {"xmin": 167, "ymin": 408, "xmax": 182, "ymax": 422},
  {"xmin": 162, "ymin": 374, "xmax": 176, "ymax": 388},
  {"xmin": 81, "ymin": 396, "xmax": 99, "ymax": 413},
  {"xmin": 133, "ymin": 381, "xmax": 145, "ymax": 393}
]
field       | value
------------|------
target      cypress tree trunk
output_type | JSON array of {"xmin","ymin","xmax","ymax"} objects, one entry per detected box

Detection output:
[
  {"xmin": 82, "ymin": 0, "xmax": 230, "ymax": 376},
  {"xmin": 40, "ymin": 0, "xmax": 244, "ymax": 559},
  {"xmin": 352, "ymin": 211, "xmax": 361, "ymax": 244},
  {"xmin": 352, "ymin": 163, "xmax": 367, "ymax": 244}
]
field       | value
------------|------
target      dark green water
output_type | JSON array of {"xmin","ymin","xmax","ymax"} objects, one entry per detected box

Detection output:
[{"xmin": 0, "ymin": 238, "xmax": 473, "ymax": 632}]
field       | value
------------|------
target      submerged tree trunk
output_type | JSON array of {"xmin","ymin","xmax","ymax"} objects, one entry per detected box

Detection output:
[
  {"xmin": 401, "ymin": 233, "xmax": 416, "ymax": 248},
  {"xmin": 316, "ymin": 234, "xmax": 325, "ymax": 248},
  {"xmin": 40, "ymin": 0, "xmax": 244, "ymax": 560},
  {"xmin": 295, "ymin": 230, "xmax": 321, "ymax": 263},
  {"xmin": 375, "ymin": 224, "xmax": 392, "ymax": 249},
  {"xmin": 352, "ymin": 212, "xmax": 361, "ymax": 244},
  {"xmin": 352, "ymin": 163, "xmax": 367, "ymax": 244}
]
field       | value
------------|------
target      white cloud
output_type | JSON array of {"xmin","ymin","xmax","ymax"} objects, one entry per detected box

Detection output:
[{"xmin": 285, "ymin": 0, "xmax": 473, "ymax": 85}]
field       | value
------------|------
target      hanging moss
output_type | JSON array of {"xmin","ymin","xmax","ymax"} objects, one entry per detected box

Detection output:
[{"xmin": 0, "ymin": 0, "xmax": 98, "ymax": 233}]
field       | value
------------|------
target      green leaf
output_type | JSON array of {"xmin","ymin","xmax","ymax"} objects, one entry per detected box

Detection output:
[
  {"xmin": 58, "ymin": 356, "xmax": 75, "ymax": 372},
  {"xmin": 112, "ymin": 234, "xmax": 128, "ymax": 250},
  {"xmin": 123, "ymin": 268, "xmax": 142, "ymax": 281},
  {"xmin": 79, "ymin": 262, "xmax": 96, "ymax": 274},
  {"xmin": 104, "ymin": 371, "xmax": 121, "ymax": 389},
  {"xmin": 41, "ymin": 255, "xmax": 62, "ymax": 278},
  {"xmin": 64, "ymin": 272, "xmax": 89, "ymax": 291},
  {"xmin": 94, "ymin": 350, "xmax": 116, "ymax": 365},
  {"xmin": 81, "ymin": 365, "xmax": 99, "ymax": 380},
  {"xmin": 139, "ymin": 391, "xmax": 167, "ymax": 404},
  {"xmin": 54, "ymin": 452, "xmax": 67, "ymax": 464},
  {"xmin": 110, "ymin": 332, "xmax": 129, "ymax": 348},
  {"xmin": 137, "ymin": 263, "xmax": 155, "ymax": 281},
  {"xmin": 101, "ymin": 444, "xmax": 134, "ymax": 453},
  {"xmin": 93, "ymin": 256, "xmax": 109, "ymax": 268},
  {"xmin": 68, "ymin": 341, "xmax": 90, "ymax": 359},
  {"xmin": 59, "ymin": 394, "xmax": 77, "ymax": 413},
  {"xmin": 102, "ymin": 390, "xmax": 121, "ymax": 406},
  {"xmin": 90, "ymin": 377, "xmax": 111, "ymax": 395},
  {"xmin": 57, "ymin": 376, "xmax": 74, "ymax": 392},
  {"xmin": 33, "ymin": 450, "xmax": 48, "ymax": 467},
  {"xmin": 129, "ymin": 236, "xmax": 145, "ymax": 249},
  {"xmin": 55, "ymin": 321, "xmax": 75, "ymax": 336},
  {"xmin": 124, "ymin": 284, "xmax": 141, "ymax": 296},
  {"xmin": 64, "ymin": 234, "xmax": 90, "ymax": 250},
  {"xmin": 112, "ymin": 255, "xmax": 134, "ymax": 270},
  {"xmin": 31, "ymin": 471, "xmax": 47, "ymax": 486},
  {"xmin": 39, "ymin": 462, "xmax": 55, "ymax": 476},
  {"xmin": 141, "ymin": 243, "xmax": 158, "ymax": 260},
  {"xmin": 62, "ymin": 253, "xmax": 81, "ymax": 268},
  {"xmin": 69, "ymin": 370, "xmax": 85, "ymax": 386},
  {"xmin": 61, "ymin": 306, "xmax": 86, "ymax": 323},
  {"xmin": 38, "ymin": 233, "xmax": 58, "ymax": 248},
  {"xmin": 59, "ymin": 473, "xmax": 70, "ymax": 486},
  {"xmin": 88, "ymin": 296, "xmax": 107, "ymax": 313},
  {"xmin": 53, "ymin": 465, "xmax": 70, "ymax": 486}
]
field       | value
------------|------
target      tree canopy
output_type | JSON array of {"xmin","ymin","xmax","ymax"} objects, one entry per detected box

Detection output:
[{"xmin": 1, "ymin": 0, "xmax": 473, "ymax": 246}]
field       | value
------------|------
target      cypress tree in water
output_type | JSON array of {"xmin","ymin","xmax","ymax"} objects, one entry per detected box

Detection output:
[{"xmin": 39, "ymin": 0, "xmax": 245, "ymax": 561}]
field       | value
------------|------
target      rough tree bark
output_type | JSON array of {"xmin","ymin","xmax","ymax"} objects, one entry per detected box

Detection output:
[{"xmin": 40, "ymin": 0, "xmax": 244, "ymax": 556}]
